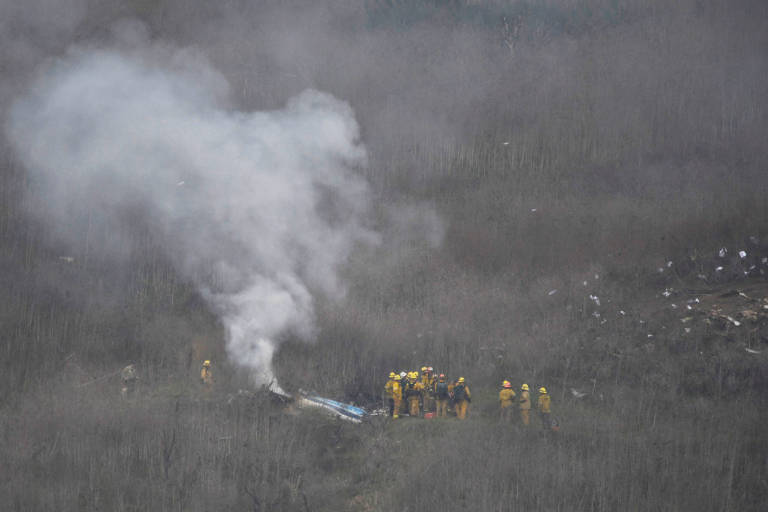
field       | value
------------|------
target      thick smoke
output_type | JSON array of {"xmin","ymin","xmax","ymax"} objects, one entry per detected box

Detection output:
[{"xmin": 6, "ymin": 36, "xmax": 379, "ymax": 389}]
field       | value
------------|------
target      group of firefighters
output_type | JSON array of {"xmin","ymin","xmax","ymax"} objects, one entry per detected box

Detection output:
[{"xmin": 384, "ymin": 367, "xmax": 554, "ymax": 428}]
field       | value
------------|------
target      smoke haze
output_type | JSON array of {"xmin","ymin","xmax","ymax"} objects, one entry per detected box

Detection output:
[{"xmin": 6, "ymin": 30, "xmax": 379, "ymax": 387}]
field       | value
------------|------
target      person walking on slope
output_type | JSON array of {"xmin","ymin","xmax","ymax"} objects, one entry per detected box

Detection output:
[
  {"xmin": 452, "ymin": 377, "xmax": 471, "ymax": 419},
  {"xmin": 537, "ymin": 387, "xmax": 552, "ymax": 430},
  {"xmin": 519, "ymin": 383, "xmax": 531, "ymax": 425},
  {"xmin": 391, "ymin": 374, "xmax": 403, "ymax": 419},
  {"xmin": 499, "ymin": 380, "xmax": 516, "ymax": 422},
  {"xmin": 201, "ymin": 360, "xmax": 213, "ymax": 387},
  {"xmin": 405, "ymin": 372, "xmax": 423, "ymax": 417},
  {"xmin": 434, "ymin": 373, "xmax": 450, "ymax": 417},
  {"xmin": 384, "ymin": 372, "xmax": 396, "ymax": 417}
]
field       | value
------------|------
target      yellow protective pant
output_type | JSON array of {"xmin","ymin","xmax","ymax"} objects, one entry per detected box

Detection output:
[
  {"xmin": 521, "ymin": 409, "xmax": 530, "ymax": 425},
  {"xmin": 500, "ymin": 404, "xmax": 513, "ymax": 422},
  {"xmin": 422, "ymin": 395, "xmax": 434, "ymax": 413},
  {"xmin": 436, "ymin": 399, "xmax": 448, "ymax": 417},
  {"xmin": 393, "ymin": 397, "xmax": 402, "ymax": 418},
  {"xmin": 455, "ymin": 400, "xmax": 469, "ymax": 419},
  {"xmin": 408, "ymin": 396, "xmax": 420, "ymax": 417}
]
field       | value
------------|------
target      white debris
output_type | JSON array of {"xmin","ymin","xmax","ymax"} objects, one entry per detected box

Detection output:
[
  {"xmin": 601, "ymin": 318, "xmax": 607, "ymax": 324},
  {"xmin": 592, "ymin": 311, "xmax": 601, "ymax": 318},
  {"xmin": 548, "ymin": 289, "xmax": 558, "ymax": 296},
  {"xmin": 671, "ymin": 304, "xmax": 677, "ymax": 309},
  {"xmin": 583, "ymin": 281, "xmax": 588, "ymax": 286},
  {"xmin": 686, "ymin": 305, "xmax": 692, "ymax": 310},
  {"xmin": 695, "ymin": 298, "xmax": 700, "ymax": 303},
  {"xmin": 571, "ymin": 388, "xmax": 587, "ymax": 398},
  {"xmin": 697, "ymin": 274, "xmax": 707, "ymax": 280},
  {"xmin": 667, "ymin": 261, "xmax": 673, "ymax": 267},
  {"xmin": 589, "ymin": 295, "xmax": 601, "ymax": 306},
  {"xmin": 594, "ymin": 274, "xmax": 599, "ymax": 280},
  {"xmin": 662, "ymin": 289, "xmax": 672, "ymax": 297},
  {"xmin": 647, "ymin": 334, "xmax": 654, "ymax": 338},
  {"xmin": 763, "ymin": 257, "xmax": 768, "ymax": 264},
  {"xmin": 739, "ymin": 250, "xmax": 747, "ymax": 259},
  {"xmin": 502, "ymin": 141, "xmax": 510, "ymax": 145},
  {"xmin": 684, "ymin": 328, "xmax": 691, "ymax": 333},
  {"xmin": 177, "ymin": 180, "xmax": 185, "ymax": 186},
  {"xmin": 719, "ymin": 247, "xmax": 728, "ymax": 258},
  {"xmin": 530, "ymin": 208, "xmax": 537, "ymax": 212},
  {"xmin": 658, "ymin": 267, "xmax": 664, "ymax": 273},
  {"xmin": 750, "ymin": 236, "xmax": 759, "ymax": 244},
  {"xmin": 745, "ymin": 348, "xmax": 761, "ymax": 354},
  {"xmin": 58, "ymin": 256, "xmax": 75, "ymax": 263},
  {"xmin": 726, "ymin": 316, "xmax": 741, "ymax": 327},
  {"xmin": 619, "ymin": 310, "xmax": 626, "ymax": 316},
  {"xmin": 715, "ymin": 266, "xmax": 723, "ymax": 272}
]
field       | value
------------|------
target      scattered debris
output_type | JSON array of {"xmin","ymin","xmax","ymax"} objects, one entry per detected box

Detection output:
[
  {"xmin": 548, "ymin": 289, "xmax": 558, "ymax": 296},
  {"xmin": 671, "ymin": 304, "xmax": 677, "ymax": 309},
  {"xmin": 719, "ymin": 248, "xmax": 728, "ymax": 258},
  {"xmin": 589, "ymin": 295, "xmax": 601, "ymax": 306},
  {"xmin": 619, "ymin": 310, "xmax": 626, "ymax": 316},
  {"xmin": 530, "ymin": 208, "xmax": 537, "ymax": 212},
  {"xmin": 58, "ymin": 256, "xmax": 75, "ymax": 263},
  {"xmin": 716, "ymin": 266, "xmax": 723, "ymax": 272},
  {"xmin": 177, "ymin": 181, "xmax": 185, "ymax": 186},
  {"xmin": 745, "ymin": 348, "xmax": 761, "ymax": 354},
  {"xmin": 684, "ymin": 328, "xmax": 691, "ymax": 333},
  {"xmin": 739, "ymin": 250, "xmax": 747, "ymax": 259},
  {"xmin": 667, "ymin": 261, "xmax": 673, "ymax": 268},
  {"xmin": 662, "ymin": 289, "xmax": 672, "ymax": 297}
]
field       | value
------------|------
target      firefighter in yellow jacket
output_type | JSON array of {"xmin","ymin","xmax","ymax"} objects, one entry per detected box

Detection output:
[
  {"xmin": 391, "ymin": 375, "xmax": 403, "ymax": 419},
  {"xmin": 384, "ymin": 372, "xmax": 396, "ymax": 417},
  {"xmin": 452, "ymin": 377, "xmax": 471, "ymax": 419},
  {"xmin": 405, "ymin": 372, "xmax": 424, "ymax": 417},
  {"xmin": 519, "ymin": 383, "xmax": 531, "ymax": 425},
  {"xmin": 420, "ymin": 366, "xmax": 436, "ymax": 413},
  {"xmin": 201, "ymin": 360, "xmax": 213, "ymax": 387},
  {"xmin": 499, "ymin": 380, "xmax": 516, "ymax": 422},
  {"xmin": 434, "ymin": 374, "xmax": 450, "ymax": 417},
  {"xmin": 537, "ymin": 387, "xmax": 552, "ymax": 429}
]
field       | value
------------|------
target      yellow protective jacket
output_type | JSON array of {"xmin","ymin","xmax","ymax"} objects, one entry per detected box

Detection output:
[
  {"xmin": 421, "ymin": 375, "xmax": 436, "ymax": 395},
  {"xmin": 519, "ymin": 390, "xmax": 531, "ymax": 410},
  {"xmin": 391, "ymin": 381, "xmax": 402, "ymax": 400},
  {"xmin": 384, "ymin": 379, "xmax": 395, "ymax": 398},
  {"xmin": 201, "ymin": 367, "xmax": 213, "ymax": 385},
  {"xmin": 537, "ymin": 394, "xmax": 551, "ymax": 413},
  {"xmin": 499, "ymin": 388, "xmax": 516, "ymax": 408}
]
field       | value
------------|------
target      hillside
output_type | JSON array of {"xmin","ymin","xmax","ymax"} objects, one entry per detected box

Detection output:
[{"xmin": 1, "ymin": 1, "xmax": 768, "ymax": 510}]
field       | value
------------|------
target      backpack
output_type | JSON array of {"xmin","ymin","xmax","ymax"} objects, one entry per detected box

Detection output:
[
  {"xmin": 436, "ymin": 381, "xmax": 449, "ymax": 399},
  {"xmin": 453, "ymin": 383, "xmax": 466, "ymax": 401}
]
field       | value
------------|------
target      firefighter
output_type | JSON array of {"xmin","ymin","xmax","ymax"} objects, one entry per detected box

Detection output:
[
  {"xmin": 201, "ymin": 360, "xmax": 213, "ymax": 387},
  {"xmin": 384, "ymin": 372, "xmax": 396, "ymax": 416},
  {"xmin": 120, "ymin": 364, "xmax": 138, "ymax": 399},
  {"xmin": 499, "ymin": 380, "xmax": 516, "ymax": 422},
  {"xmin": 420, "ymin": 366, "xmax": 436, "ymax": 413},
  {"xmin": 537, "ymin": 387, "xmax": 552, "ymax": 429},
  {"xmin": 452, "ymin": 377, "xmax": 471, "ymax": 419},
  {"xmin": 434, "ymin": 373, "xmax": 450, "ymax": 417},
  {"xmin": 399, "ymin": 372, "xmax": 408, "ymax": 415},
  {"xmin": 392, "ymin": 374, "xmax": 403, "ymax": 419},
  {"xmin": 519, "ymin": 383, "xmax": 531, "ymax": 425},
  {"xmin": 405, "ymin": 372, "xmax": 423, "ymax": 417}
]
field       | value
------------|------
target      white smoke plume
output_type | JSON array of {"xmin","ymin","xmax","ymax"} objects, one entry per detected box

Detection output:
[{"xmin": 6, "ymin": 35, "xmax": 379, "ymax": 389}]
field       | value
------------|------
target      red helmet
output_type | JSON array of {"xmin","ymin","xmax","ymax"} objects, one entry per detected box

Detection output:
[{"xmin": 439, "ymin": 373, "xmax": 445, "ymax": 379}]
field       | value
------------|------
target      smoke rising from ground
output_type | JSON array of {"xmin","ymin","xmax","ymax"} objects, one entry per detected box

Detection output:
[{"xmin": 6, "ymin": 33, "xmax": 379, "ymax": 387}]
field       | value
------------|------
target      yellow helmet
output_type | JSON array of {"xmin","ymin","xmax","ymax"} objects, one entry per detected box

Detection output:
[
  {"xmin": 389, "ymin": 372, "xmax": 396, "ymax": 379},
  {"xmin": 539, "ymin": 387, "xmax": 547, "ymax": 394},
  {"xmin": 394, "ymin": 374, "xmax": 401, "ymax": 381},
  {"xmin": 521, "ymin": 383, "xmax": 529, "ymax": 391},
  {"xmin": 203, "ymin": 360, "xmax": 211, "ymax": 367},
  {"xmin": 458, "ymin": 377, "xmax": 465, "ymax": 383},
  {"xmin": 421, "ymin": 366, "xmax": 428, "ymax": 372},
  {"xmin": 502, "ymin": 380, "xmax": 511, "ymax": 388}
]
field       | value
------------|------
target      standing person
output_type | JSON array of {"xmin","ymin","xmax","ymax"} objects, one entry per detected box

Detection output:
[
  {"xmin": 406, "ymin": 372, "xmax": 423, "ymax": 417},
  {"xmin": 201, "ymin": 360, "xmax": 213, "ymax": 387},
  {"xmin": 120, "ymin": 364, "xmax": 138, "ymax": 399},
  {"xmin": 452, "ymin": 377, "xmax": 471, "ymax": 419},
  {"xmin": 384, "ymin": 372, "xmax": 396, "ymax": 417},
  {"xmin": 420, "ymin": 367, "xmax": 436, "ymax": 414},
  {"xmin": 434, "ymin": 373, "xmax": 450, "ymax": 417},
  {"xmin": 392, "ymin": 374, "xmax": 403, "ymax": 419},
  {"xmin": 519, "ymin": 383, "xmax": 531, "ymax": 426},
  {"xmin": 537, "ymin": 387, "xmax": 552, "ymax": 429},
  {"xmin": 499, "ymin": 380, "xmax": 516, "ymax": 422}
]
